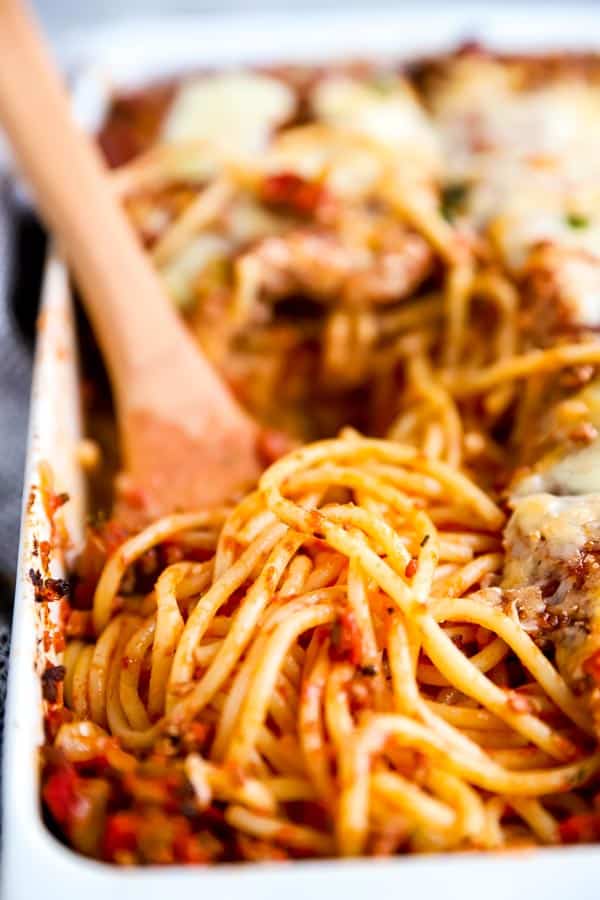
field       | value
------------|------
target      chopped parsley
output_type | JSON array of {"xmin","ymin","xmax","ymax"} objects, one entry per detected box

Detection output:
[
  {"xmin": 441, "ymin": 182, "xmax": 469, "ymax": 222},
  {"xmin": 565, "ymin": 212, "xmax": 589, "ymax": 229}
]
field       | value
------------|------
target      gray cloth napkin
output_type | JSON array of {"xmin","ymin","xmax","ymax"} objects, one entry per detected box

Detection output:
[
  {"xmin": 0, "ymin": 180, "xmax": 35, "ymax": 782},
  {"xmin": 0, "ymin": 183, "xmax": 32, "ymax": 598}
]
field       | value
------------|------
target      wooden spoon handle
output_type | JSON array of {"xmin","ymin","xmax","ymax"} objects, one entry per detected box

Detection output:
[
  {"xmin": 0, "ymin": 0, "xmax": 262, "ymax": 514},
  {"xmin": 0, "ymin": 1, "xmax": 215, "ymax": 405}
]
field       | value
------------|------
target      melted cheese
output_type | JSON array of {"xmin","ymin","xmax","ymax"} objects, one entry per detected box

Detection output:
[
  {"xmin": 312, "ymin": 75, "xmax": 440, "ymax": 175},
  {"xmin": 506, "ymin": 492, "xmax": 600, "ymax": 567},
  {"xmin": 434, "ymin": 60, "xmax": 600, "ymax": 202},
  {"xmin": 531, "ymin": 439, "xmax": 600, "ymax": 496},
  {"xmin": 162, "ymin": 73, "xmax": 295, "ymax": 157},
  {"xmin": 433, "ymin": 58, "xmax": 600, "ymax": 319},
  {"xmin": 554, "ymin": 255, "xmax": 600, "ymax": 328},
  {"xmin": 492, "ymin": 208, "xmax": 600, "ymax": 273},
  {"xmin": 507, "ymin": 369, "xmax": 600, "ymax": 580},
  {"xmin": 503, "ymin": 492, "xmax": 600, "ymax": 690},
  {"xmin": 513, "ymin": 378, "xmax": 600, "ymax": 496},
  {"xmin": 267, "ymin": 125, "xmax": 384, "ymax": 200},
  {"xmin": 263, "ymin": 75, "xmax": 440, "ymax": 202}
]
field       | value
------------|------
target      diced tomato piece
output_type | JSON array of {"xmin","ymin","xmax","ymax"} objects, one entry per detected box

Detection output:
[
  {"xmin": 261, "ymin": 172, "xmax": 328, "ymax": 217},
  {"xmin": 43, "ymin": 763, "xmax": 79, "ymax": 828},
  {"xmin": 404, "ymin": 558, "xmax": 418, "ymax": 578},
  {"xmin": 560, "ymin": 813, "xmax": 600, "ymax": 844},
  {"xmin": 173, "ymin": 821, "xmax": 199, "ymax": 863},
  {"xmin": 103, "ymin": 812, "xmax": 140, "ymax": 859}
]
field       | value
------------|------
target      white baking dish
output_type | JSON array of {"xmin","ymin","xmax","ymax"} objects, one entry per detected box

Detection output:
[{"xmin": 5, "ymin": 7, "xmax": 600, "ymax": 898}]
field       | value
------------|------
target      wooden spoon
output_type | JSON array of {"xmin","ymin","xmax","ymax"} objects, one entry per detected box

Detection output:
[{"xmin": 0, "ymin": 0, "xmax": 261, "ymax": 516}]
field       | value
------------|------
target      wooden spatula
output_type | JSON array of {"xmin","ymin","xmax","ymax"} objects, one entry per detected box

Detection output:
[{"xmin": 0, "ymin": 0, "xmax": 261, "ymax": 515}]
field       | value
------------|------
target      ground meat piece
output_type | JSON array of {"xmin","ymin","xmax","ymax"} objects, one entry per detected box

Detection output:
[
  {"xmin": 240, "ymin": 226, "xmax": 433, "ymax": 310},
  {"xmin": 521, "ymin": 244, "xmax": 600, "ymax": 341}
]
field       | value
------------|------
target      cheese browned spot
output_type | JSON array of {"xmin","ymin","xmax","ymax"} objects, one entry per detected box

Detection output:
[
  {"xmin": 505, "ymin": 380, "xmax": 600, "ymax": 723},
  {"xmin": 504, "ymin": 493, "xmax": 600, "ymax": 691}
]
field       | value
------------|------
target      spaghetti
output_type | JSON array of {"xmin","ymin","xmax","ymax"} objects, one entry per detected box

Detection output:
[
  {"xmin": 41, "ymin": 434, "xmax": 600, "ymax": 862},
  {"xmin": 41, "ymin": 49, "xmax": 600, "ymax": 863}
]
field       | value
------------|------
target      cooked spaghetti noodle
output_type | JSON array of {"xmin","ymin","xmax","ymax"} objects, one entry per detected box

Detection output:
[
  {"xmin": 40, "ymin": 433, "xmax": 600, "ymax": 862},
  {"xmin": 40, "ymin": 49, "xmax": 600, "ymax": 863}
]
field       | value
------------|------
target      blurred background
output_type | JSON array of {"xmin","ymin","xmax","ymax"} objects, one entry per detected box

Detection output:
[
  {"xmin": 2, "ymin": 0, "xmax": 599, "ymax": 588},
  {"xmin": 29, "ymin": 0, "xmax": 519, "ymax": 33},
  {"xmin": 30, "ymin": 0, "xmax": 595, "ymax": 50}
]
